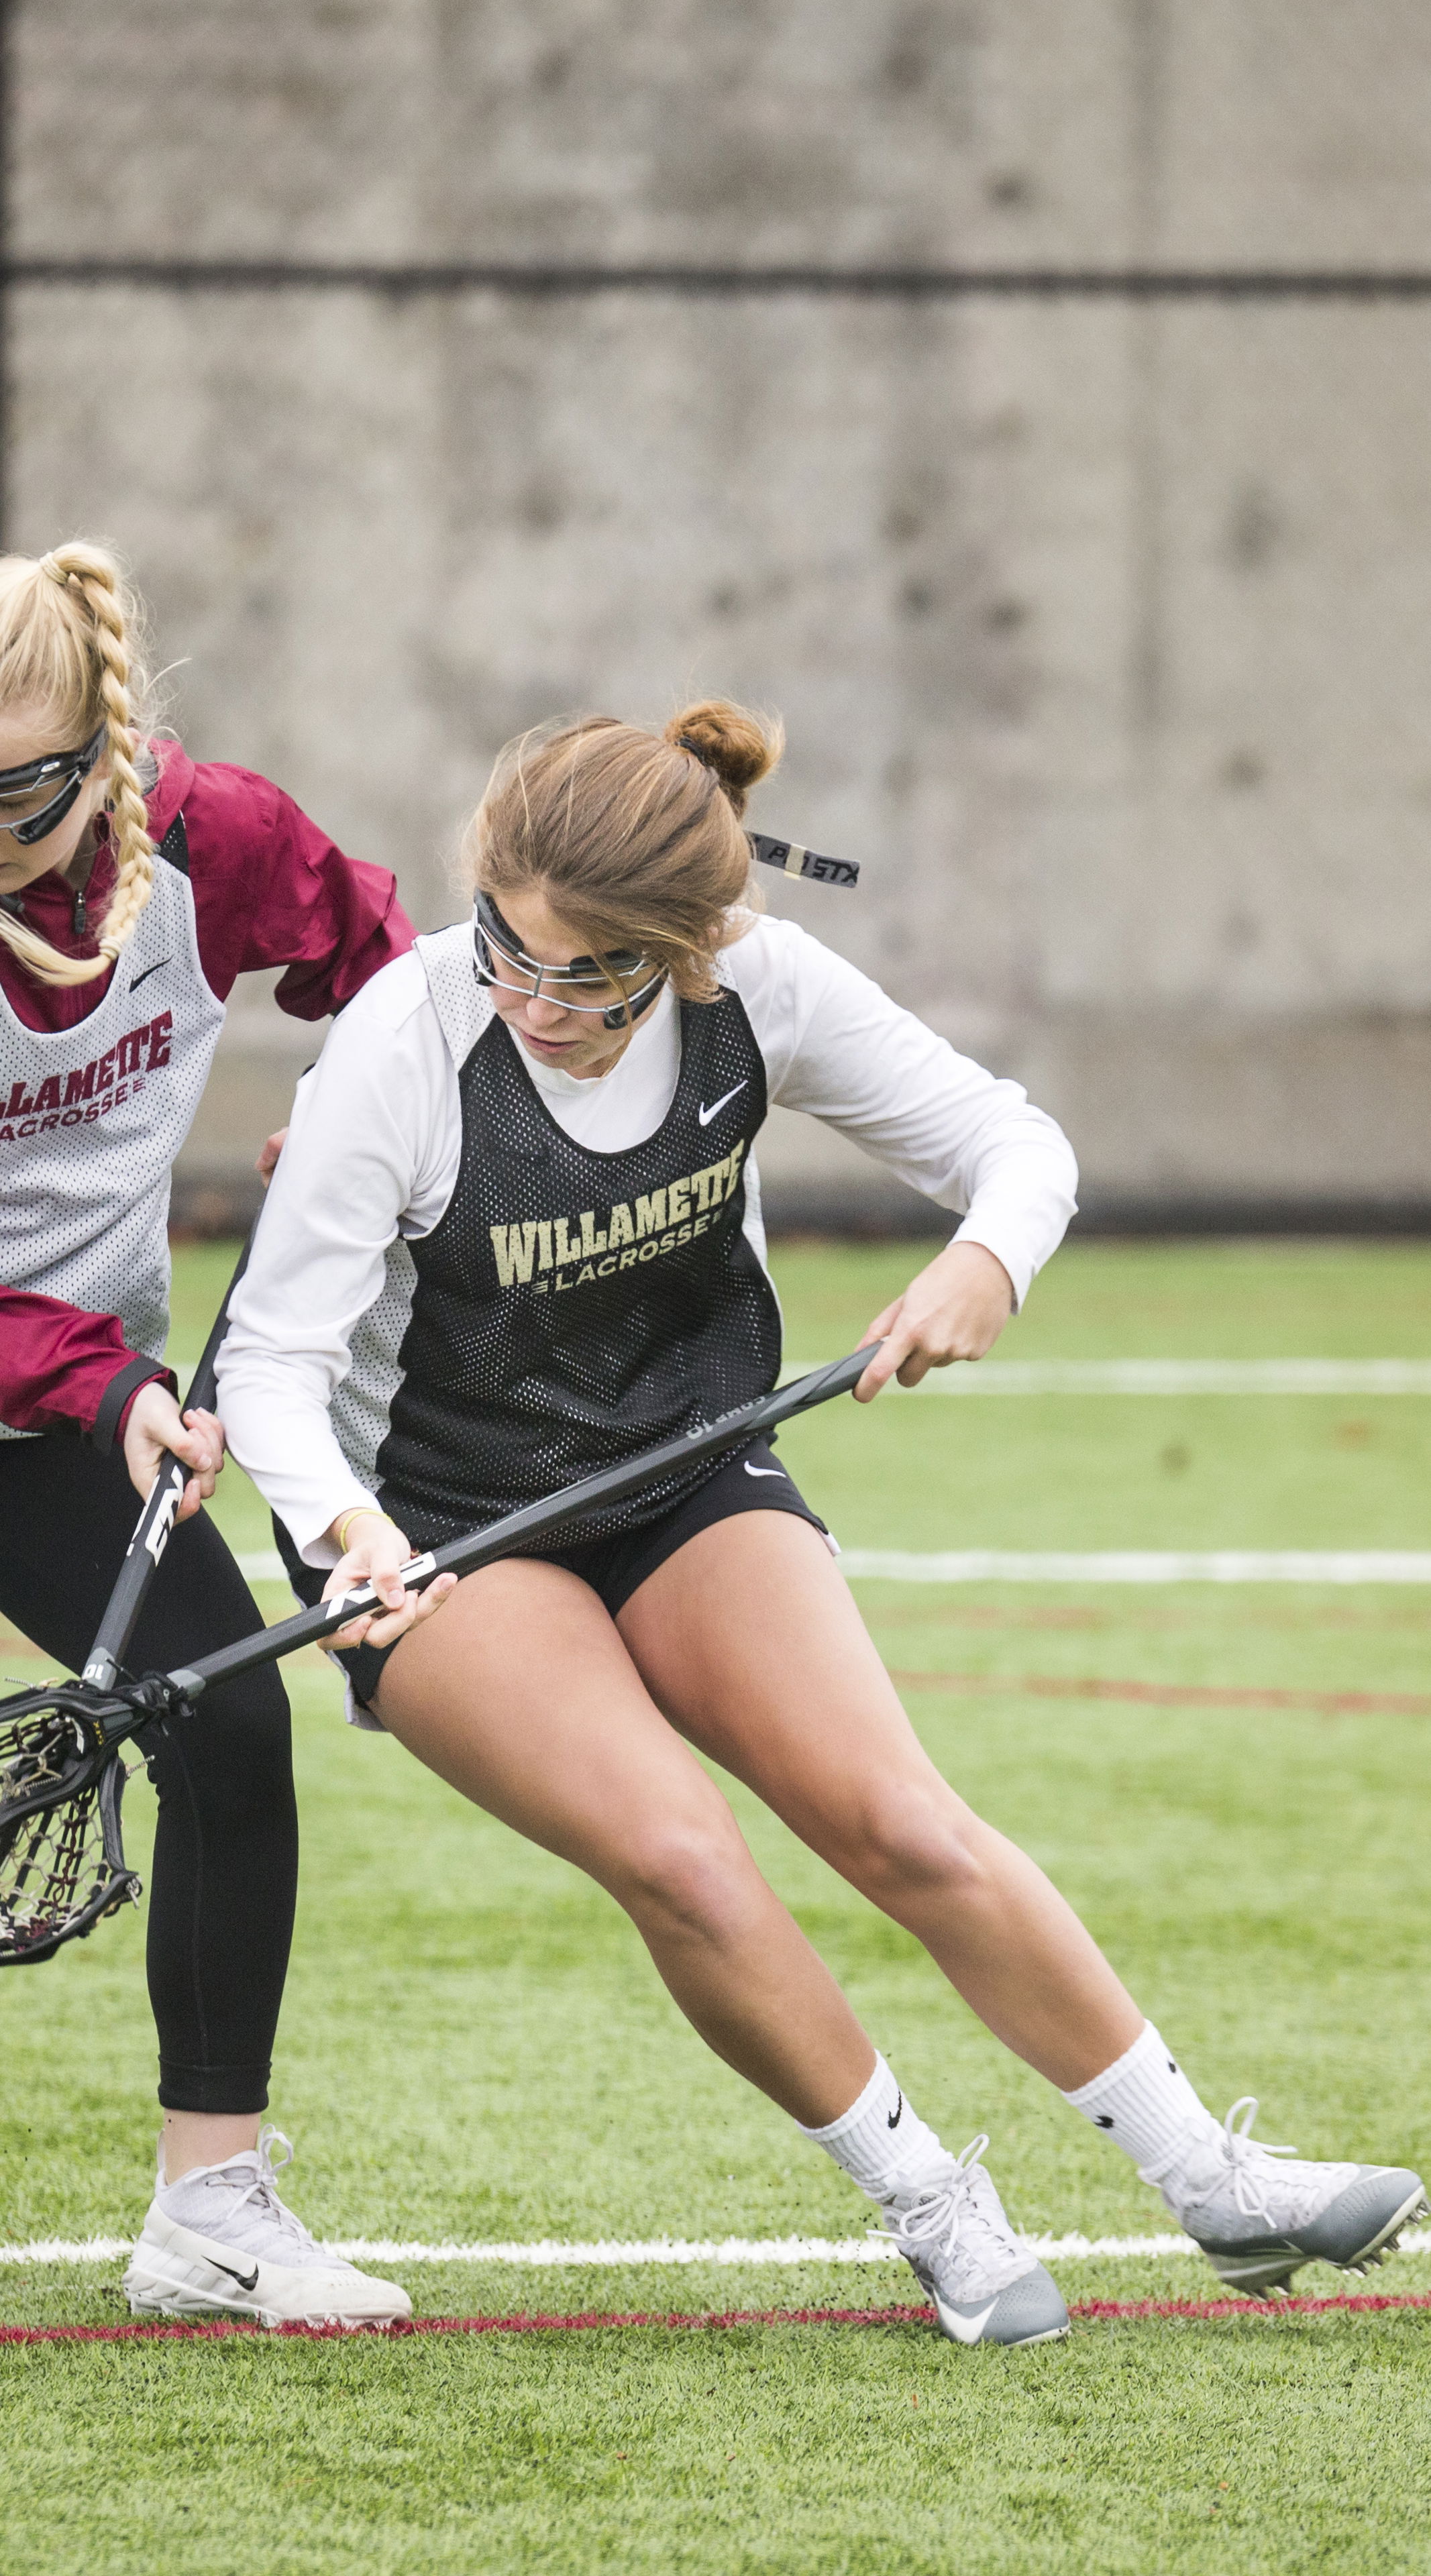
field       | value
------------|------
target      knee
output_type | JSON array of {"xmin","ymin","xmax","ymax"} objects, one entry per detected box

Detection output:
[
  {"xmin": 618, "ymin": 1811, "xmax": 761, "ymax": 1948},
  {"xmin": 211, "ymin": 1664, "xmax": 291, "ymax": 1755},
  {"xmin": 146, "ymin": 1668, "xmax": 293, "ymax": 1812},
  {"xmin": 839, "ymin": 1786, "xmax": 990, "ymax": 1911}
]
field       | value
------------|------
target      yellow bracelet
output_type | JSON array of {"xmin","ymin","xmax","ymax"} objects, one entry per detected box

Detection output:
[{"xmin": 334, "ymin": 1507, "xmax": 394, "ymax": 1558}]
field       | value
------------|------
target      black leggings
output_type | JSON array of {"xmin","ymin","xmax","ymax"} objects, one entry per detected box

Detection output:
[{"xmin": 0, "ymin": 1436, "xmax": 297, "ymax": 2112}]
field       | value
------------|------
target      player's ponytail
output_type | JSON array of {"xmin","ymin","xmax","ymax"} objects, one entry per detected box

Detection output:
[
  {"xmin": 464, "ymin": 697, "xmax": 784, "ymax": 1001},
  {"xmin": 0, "ymin": 539, "xmax": 156, "ymax": 988}
]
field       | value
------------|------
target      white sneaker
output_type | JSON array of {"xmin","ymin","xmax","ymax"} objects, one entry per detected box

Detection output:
[
  {"xmin": 123, "ymin": 2125, "xmax": 412, "ymax": 2327},
  {"xmin": 1145, "ymin": 2097, "xmax": 1428, "ymax": 2296},
  {"xmin": 879, "ymin": 2135, "xmax": 1069, "ymax": 2348}
]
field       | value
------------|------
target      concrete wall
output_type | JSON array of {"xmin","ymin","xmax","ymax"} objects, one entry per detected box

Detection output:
[{"xmin": 11, "ymin": 2, "xmax": 1431, "ymax": 1228}]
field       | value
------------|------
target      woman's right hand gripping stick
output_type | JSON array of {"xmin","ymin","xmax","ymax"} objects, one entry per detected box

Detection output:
[{"xmin": 321, "ymin": 1507, "xmax": 458, "ymax": 1650}]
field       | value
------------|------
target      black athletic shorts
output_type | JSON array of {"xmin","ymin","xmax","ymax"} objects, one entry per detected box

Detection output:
[{"xmin": 276, "ymin": 1436, "xmax": 829, "ymax": 1713}]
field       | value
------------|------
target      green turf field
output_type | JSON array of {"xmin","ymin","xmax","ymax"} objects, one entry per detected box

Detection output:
[{"xmin": 4, "ymin": 1238, "xmax": 1431, "ymax": 2574}]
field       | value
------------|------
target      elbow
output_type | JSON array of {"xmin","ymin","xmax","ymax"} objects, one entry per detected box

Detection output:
[
  {"xmin": 1046, "ymin": 1132, "xmax": 1080, "ymax": 1252},
  {"xmin": 1029, "ymin": 1112, "xmax": 1079, "ymax": 1226},
  {"xmin": 1031, "ymin": 1102, "xmax": 1078, "ymax": 1205},
  {"xmin": 1060, "ymin": 1138, "xmax": 1080, "ymax": 1218}
]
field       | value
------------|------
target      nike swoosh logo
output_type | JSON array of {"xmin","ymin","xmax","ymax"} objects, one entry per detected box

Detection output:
[
  {"xmin": 697, "ymin": 1081, "xmax": 748, "ymax": 1128},
  {"xmin": 888, "ymin": 2092, "xmax": 903, "ymax": 2129},
  {"xmin": 939, "ymin": 2296, "xmax": 999, "ymax": 2346},
  {"xmin": 743, "ymin": 1462, "xmax": 786, "ymax": 1479},
  {"xmin": 129, "ymin": 957, "xmax": 171, "ymax": 991},
  {"xmin": 206, "ymin": 2254, "xmax": 261, "ymax": 2292}
]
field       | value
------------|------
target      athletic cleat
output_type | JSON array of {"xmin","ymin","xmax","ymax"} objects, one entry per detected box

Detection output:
[
  {"xmin": 123, "ymin": 2125, "xmax": 411, "ymax": 2328},
  {"xmin": 1145, "ymin": 2096, "xmax": 1428, "ymax": 2296},
  {"xmin": 879, "ymin": 2134, "xmax": 1069, "ymax": 2348}
]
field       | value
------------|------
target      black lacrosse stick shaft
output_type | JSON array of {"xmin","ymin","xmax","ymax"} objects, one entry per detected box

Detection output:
[
  {"xmin": 81, "ymin": 1228, "xmax": 258, "ymax": 1691},
  {"xmin": 164, "ymin": 1346, "xmax": 876, "ymax": 1704}
]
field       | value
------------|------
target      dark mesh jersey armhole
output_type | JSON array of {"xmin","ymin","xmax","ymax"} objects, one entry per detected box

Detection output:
[{"xmin": 156, "ymin": 811, "xmax": 189, "ymax": 875}]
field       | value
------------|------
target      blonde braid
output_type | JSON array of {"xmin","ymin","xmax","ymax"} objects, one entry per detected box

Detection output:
[
  {"xmin": 43, "ymin": 545, "xmax": 155, "ymax": 969},
  {"xmin": 0, "ymin": 541, "xmax": 156, "ymax": 989}
]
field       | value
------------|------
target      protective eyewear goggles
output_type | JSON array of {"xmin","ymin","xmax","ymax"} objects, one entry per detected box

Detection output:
[
  {"xmin": 473, "ymin": 891, "xmax": 668, "ymax": 1031},
  {"xmin": 0, "ymin": 724, "xmax": 107, "ymax": 847}
]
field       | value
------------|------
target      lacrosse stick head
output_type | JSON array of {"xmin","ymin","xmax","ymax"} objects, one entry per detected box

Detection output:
[{"xmin": 0, "ymin": 1681, "xmax": 144, "ymax": 1964}]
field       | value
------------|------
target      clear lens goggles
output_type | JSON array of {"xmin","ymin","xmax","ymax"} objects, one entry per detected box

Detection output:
[
  {"xmin": 473, "ymin": 891, "xmax": 667, "ymax": 1031},
  {"xmin": 0, "ymin": 725, "xmax": 107, "ymax": 847}
]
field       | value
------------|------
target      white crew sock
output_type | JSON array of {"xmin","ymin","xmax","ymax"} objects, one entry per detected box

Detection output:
[
  {"xmin": 797, "ymin": 2054, "xmax": 953, "ymax": 2207},
  {"xmin": 1060, "ymin": 2021, "xmax": 1218, "ymax": 2176}
]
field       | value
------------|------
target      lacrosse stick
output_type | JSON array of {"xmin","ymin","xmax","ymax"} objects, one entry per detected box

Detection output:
[
  {"xmin": 0, "ymin": 1343, "xmax": 876, "ymax": 1964},
  {"xmin": 0, "ymin": 1227, "xmax": 256, "ymax": 1960}
]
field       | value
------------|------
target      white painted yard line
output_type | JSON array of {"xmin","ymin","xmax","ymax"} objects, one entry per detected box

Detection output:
[
  {"xmin": 841, "ymin": 1550, "xmax": 1431, "ymax": 1585},
  {"xmin": 238, "ymin": 1546, "xmax": 1431, "ymax": 1587},
  {"xmin": 0, "ymin": 2239, "xmax": 133, "ymax": 2263},
  {"xmin": 323, "ymin": 2233, "xmax": 1195, "ymax": 2265},
  {"xmin": 5, "ymin": 2229, "xmax": 1430, "ymax": 2265},
  {"xmin": 211, "ymin": 1358, "xmax": 1431, "ymax": 1405},
  {"xmin": 784, "ymin": 1359, "xmax": 1431, "ymax": 1395},
  {"xmin": 196, "ymin": 1358, "xmax": 1431, "ymax": 1404}
]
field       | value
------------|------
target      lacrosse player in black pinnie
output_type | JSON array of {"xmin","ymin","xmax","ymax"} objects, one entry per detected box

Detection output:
[
  {"xmin": 221, "ymin": 698, "xmax": 1424, "ymax": 2349},
  {"xmin": 0, "ymin": 539, "xmax": 417, "ymax": 2326}
]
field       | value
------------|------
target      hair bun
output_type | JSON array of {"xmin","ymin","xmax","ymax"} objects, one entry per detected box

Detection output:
[{"xmin": 665, "ymin": 698, "xmax": 784, "ymax": 816}]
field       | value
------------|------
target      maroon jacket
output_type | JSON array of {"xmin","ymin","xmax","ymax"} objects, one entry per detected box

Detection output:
[{"xmin": 1, "ymin": 739, "xmax": 414, "ymax": 1440}]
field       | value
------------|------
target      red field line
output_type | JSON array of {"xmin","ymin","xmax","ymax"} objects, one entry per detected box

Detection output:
[
  {"xmin": 1073, "ymin": 2293, "xmax": 1431, "ymax": 2321},
  {"xmin": 888, "ymin": 1671, "xmax": 1431, "ymax": 1715},
  {"xmin": 3, "ymin": 2293, "xmax": 1429, "ymax": 2346}
]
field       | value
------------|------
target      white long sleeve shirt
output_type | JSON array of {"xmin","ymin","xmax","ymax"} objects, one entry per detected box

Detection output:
[{"xmin": 217, "ymin": 912, "xmax": 1077, "ymax": 1560}]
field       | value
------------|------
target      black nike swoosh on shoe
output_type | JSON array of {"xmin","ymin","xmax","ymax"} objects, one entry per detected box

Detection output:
[
  {"xmin": 129, "ymin": 957, "xmax": 171, "ymax": 991},
  {"xmin": 205, "ymin": 2254, "xmax": 261, "ymax": 2292},
  {"xmin": 888, "ymin": 2091, "xmax": 903, "ymax": 2129}
]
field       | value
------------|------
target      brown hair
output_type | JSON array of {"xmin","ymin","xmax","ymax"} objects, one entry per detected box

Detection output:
[
  {"xmin": 462, "ymin": 697, "xmax": 784, "ymax": 1002},
  {"xmin": 0, "ymin": 539, "xmax": 156, "ymax": 988}
]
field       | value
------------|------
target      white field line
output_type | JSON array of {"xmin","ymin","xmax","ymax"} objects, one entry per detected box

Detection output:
[
  {"xmin": 220, "ymin": 1356, "xmax": 1431, "ymax": 1593},
  {"xmin": 199, "ymin": 1358, "xmax": 1431, "ymax": 1401},
  {"xmin": 782, "ymin": 1360, "xmax": 1431, "ymax": 1395},
  {"xmin": 193, "ymin": 1359, "xmax": 1431, "ymax": 1399},
  {"xmin": 201, "ymin": 1358, "xmax": 1431, "ymax": 1432},
  {"xmin": 239, "ymin": 1547, "xmax": 1431, "ymax": 1589},
  {"xmin": 839, "ymin": 1550, "xmax": 1431, "ymax": 1585},
  {"xmin": 6, "ymin": 2229, "xmax": 1431, "ymax": 2267}
]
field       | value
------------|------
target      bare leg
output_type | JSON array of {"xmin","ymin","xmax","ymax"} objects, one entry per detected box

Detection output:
[
  {"xmin": 372, "ymin": 1555, "xmax": 875, "ymax": 2126},
  {"xmin": 619, "ymin": 1514, "xmax": 1143, "ymax": 2091},
  {"xmin": 162, "ymin": 2112, "xmax": 261, "ymax": 2182}
]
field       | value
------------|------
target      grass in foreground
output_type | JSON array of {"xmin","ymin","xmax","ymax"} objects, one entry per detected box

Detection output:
[
  {"xmin": 2, "ymin": 1238, "xmax": 1430, "ymax": 2573},
  {"xmin": 9, "ymin": 2310, "xmax": 1431, "ymax": 2575}
]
